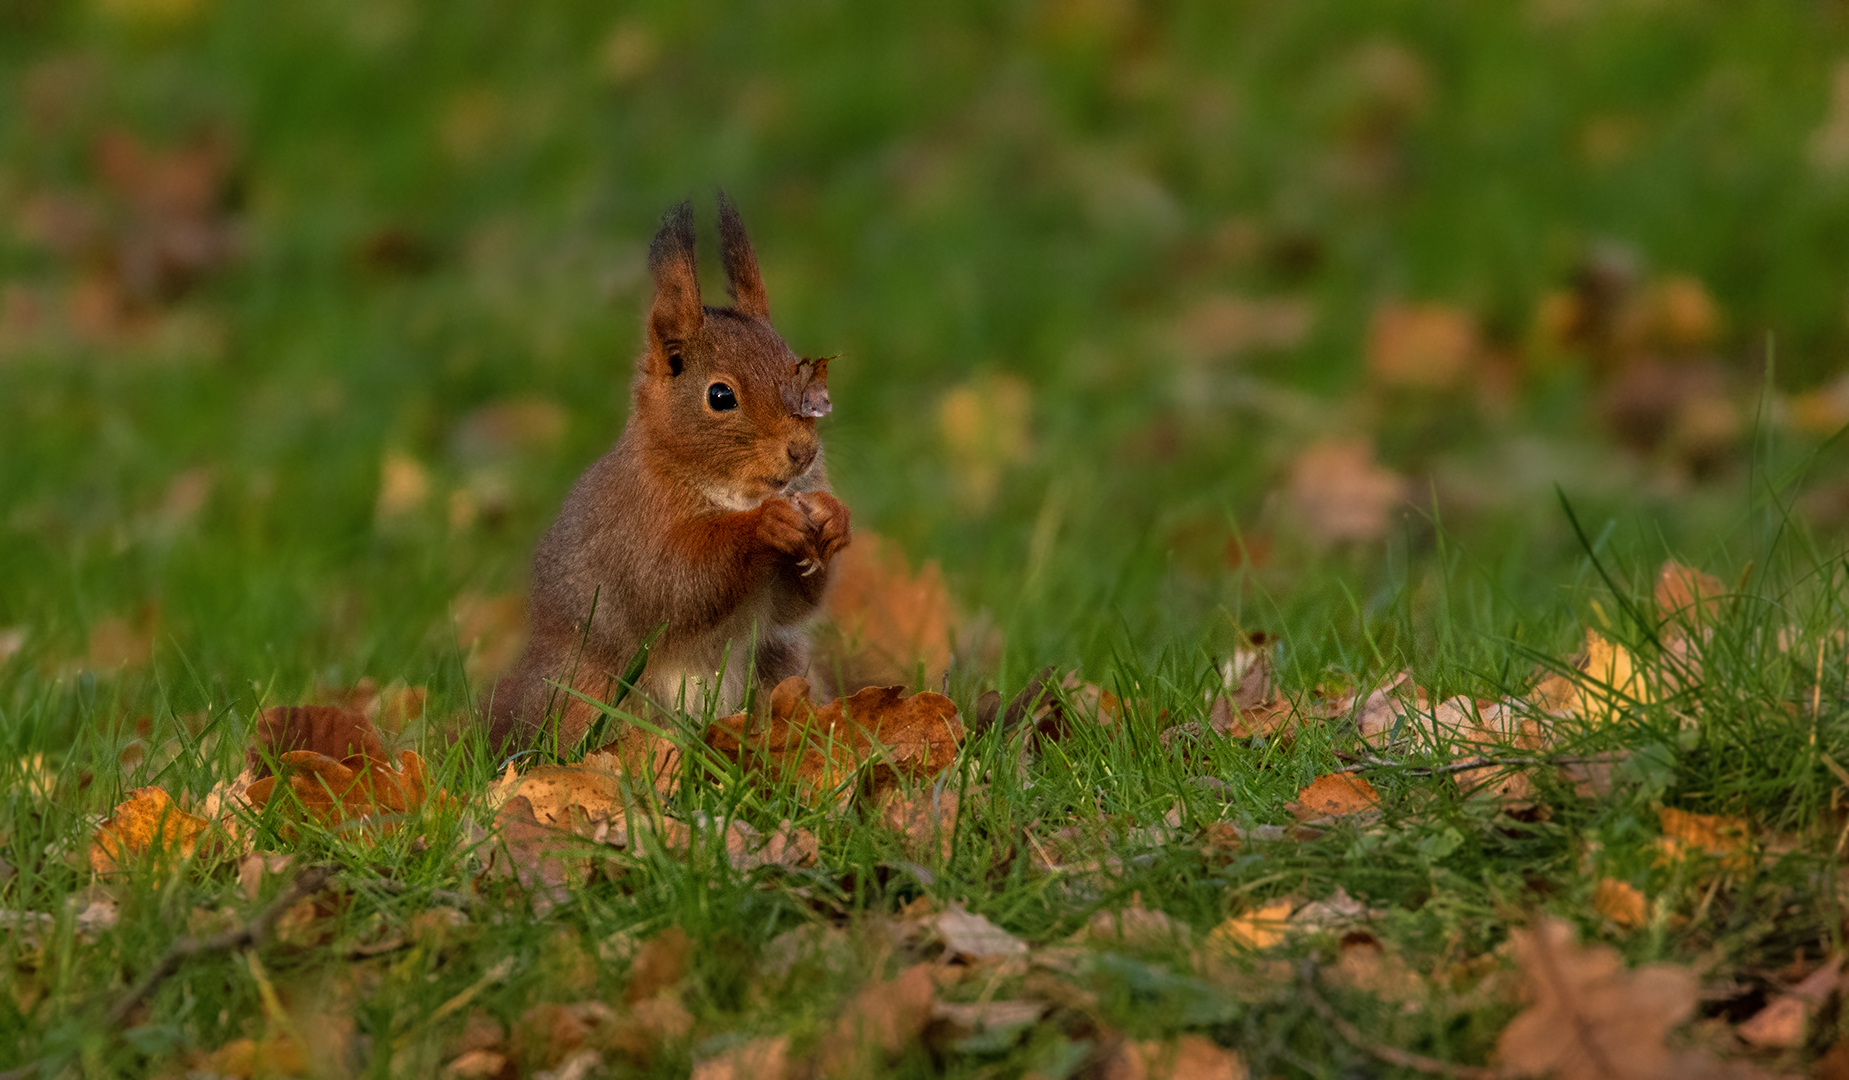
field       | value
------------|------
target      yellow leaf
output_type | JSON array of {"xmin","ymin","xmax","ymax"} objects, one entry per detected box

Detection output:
[
  {"xmin": 90, "ymin": 786, "xmax": 208, "ymax": 873},
  {"xmin": 1573, "ymin": 628, "xmax": 1650, "ymax": 724},
  {"xmin": 1209, "ymin": 898, "xmax": 1295, "ymax": 952},
  {"xmin": 1592, "ymin": 878, "xmax": 1647, "ymax": 929}
]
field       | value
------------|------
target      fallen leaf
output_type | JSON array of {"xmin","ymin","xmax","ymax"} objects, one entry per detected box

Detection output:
[
  {"xmin": 1288, "ymin": 887, "xmax": 1382, "ymax": 932},
  {"xmin": 443, "ymin": 1048, "xmax": 510, "ymax": 1079},
  {"xmin": 814, "ymin": 533, "xmax": 954, "ymax": 695},
  {"xmin": 1736, "ymin": 955, "xmax": 1842, "ymax": 1049},
  {"xmin": 692, "ymin": 1035, "xmax": 789, "ymax": 1080},
  {"xmin": 203, "ymin": 1033, "xmax": 308, "ymax": 1078},
  {"xmin": 1102, "ymin": 1033, "xmax": 1248, "ymax": 1080},
  {"xmin": 1328, "ymin": 932, "xmax": 1424, "ymax": 1003},
  {"xmin": 1285, "ymin": 439, "xmax": 1407, "ymax": 545},
  {"xmin": 1287, "ymin": 773, "xmax": 1379, "ymax": 821},
  {"xmin": 452, "ymin": 592, "xmax": 528, "ymax": 684},
  {"xmin": 1592, "ymin": 878, "xmax": 1648, "ymax": 929},
  {"xmin": 83, "ymin": 610, "xmax": 156, "ymax": 670},
  {"xmin": 819, "ymin": 964, "xmax": 937, "ymax": 1077},
  {"xmin": 1654, "ymin": 561, "xmax": 1724, "ymax": 624},
  {"xmin": 245, "ymin": 748, "xmax": 437, "ymax": 838},
  {"xmin": 1367, "ymin": 302, "xmax": 1479, "ymax": 390},
  {"xmin": 1655, "ymin": 807, "xmax": 1751, "ymax": 873},
  {"xmin": 705, "ymin": 678, "xmax": 963, "ymax": 804},
  {"xmin": 376, "ymin": 450, "xmax": 431, "ymax": 523},
  {"xmin": 1497, "ymin": 917, "xmax": 1713, "ymax": 1080},
  {"xmin": 1209, "ymin": 898, "xmax": 1295, "ymax": 952},
  {"xmin": 938, "ymin": 374, "xmax": 1032, "ymax": 512},
  {"xmin": 625, "ymin": 927, "xmax": 691, "ymax": 1004},
  {"xmin": 876, "ymin": 785, "xmax": 959, "ymax": 861},
  {"xmin": 1574, "ymin": 628, "xmax": 1652, "ymax": 724},
  {"xmin": 90, "ymin": 786, "xmax": 209, "ymax": 872},
  {"xmin": 931, "ymin": 904, "xmax": 1028, "ymax": 963},
  {"xmin": 929, "ymin": 999, "xmax": 1048, "ymax": 1041},
  {"xmin": 1172, "ymin": 293, "xmax": 1314, "ymax": 362},
  {"xmin": 513, "ymin": 1001, "xmax": 615, "ymax": 1071},
  {"xmin": 247, "ymin": 704, "xmax": 388, "ymax": 780}
]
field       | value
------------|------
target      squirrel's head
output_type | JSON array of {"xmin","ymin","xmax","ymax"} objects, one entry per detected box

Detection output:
[{"xmin": 633, "ymin": 194, "xmax": 831, "ymax": 510}]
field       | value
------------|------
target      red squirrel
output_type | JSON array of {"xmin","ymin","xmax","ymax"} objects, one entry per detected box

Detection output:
[{"xmin": 487, "ymin": 195, "xmax": 850, "ymax": 754}]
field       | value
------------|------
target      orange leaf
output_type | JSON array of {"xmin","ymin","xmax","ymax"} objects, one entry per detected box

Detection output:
[
  {"xmin": 90, "ymin": 786, "xmax": 209, "ymax": 872},
  {"xmin": 1288, "ymin": 773, "xmax": 1379, "ymax": 820},
  {"xmin": 1655, "ymin": 806, "xmax": 1751, "ymax": 872},
  {"xmin": 705, "ymin": 678, "xmax": 963, "ymax": 804},
  {"xmin": 1592, "ymin": 878, "xmax": 1647, "ymax": 929},
  {"xmin": 1208, "ymin": 898, "xmax": 1295, "ymax": 952}
]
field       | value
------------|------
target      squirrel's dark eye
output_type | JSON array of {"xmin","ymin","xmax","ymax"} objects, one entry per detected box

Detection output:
[{"xmin": 707, "ymin": 382, "xmax": 738, "ymax": 411}]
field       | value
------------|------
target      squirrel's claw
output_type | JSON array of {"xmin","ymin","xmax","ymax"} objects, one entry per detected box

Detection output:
[{"xmin": 797, "ymin": 557, "xmax": 821, "ymax": 577}]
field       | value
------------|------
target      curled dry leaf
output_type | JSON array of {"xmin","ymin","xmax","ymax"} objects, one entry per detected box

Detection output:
[
  {"xmin": 819, "ymin": 963, "xmax": 938, "ymax": 1078},
  {"xmin": 931, "ymin": 904, "xmax": 1028, "ymax": 963},
  {"xmin": 1287, "ymin": 773, "xmax": 1379, "ymax": 821},
  {"xmin": 705, "ymin": 677, "xmax": 963, "ymax": 804},
  {"xmin": 1736, "ymin": 954, "xmax": 1843, "ymax": 1049},
  {"xmin": 1101, "ymin": 1033, "xmax": 1248, "ymax": 1080},
  {"xmin": 1593, "ymin": 878, "xmax": 1648, "ymax": 929},
  {"xmin": 813, "ymin": 532, "xmax": 954, "ymax": 695},
  {"xmin": 90, "ymin": 785, "xmax": 209, "ymax": 872},
  {"xmin": 1497, "ymin": 917, "xmax": 1713, "ymax": 1080},
  {"xmin": 245, "ymin": 748, "xmax": 437, "ymax": 837},
  {"xmin": 692, "ymin": 1035, "xmax": 790, "ymax": 1080},
  {"xmin": 876, "ymin": 785, "xmax": 960, "ymax": 861},
  {"xmin": 1285, "ymin": 439, "xmax": 1407, "ymax": 546},
  {"xmin": 1655, "ymin": 807, "xmax": 1751, "ymax": 873},
  {"xmin": 247, "ymin": 704, "xmax": 387, "ymax": 780},
  {"xmin": 1655, "ymin": 561, "xmax": 1724, "ymax": 623}
]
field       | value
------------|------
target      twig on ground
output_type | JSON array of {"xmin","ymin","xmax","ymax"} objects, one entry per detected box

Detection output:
[
  {"xmin": 1300, "ymin": 968, "xmax": 1506, "ymax": 1080},
  {"xmin": 1333, "ymin": 752, "xmax": 1606, "ymax": 777},
  {"xmin": 105, "ymin": 864, "xmax": 334, "ymax": 1027},
  {"xmin": 0, "ymin": 864, "xmax": 335, "ymax": 1080}
]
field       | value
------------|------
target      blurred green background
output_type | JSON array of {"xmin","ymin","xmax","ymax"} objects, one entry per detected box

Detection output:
[{"xmin": 4, "ymin": 0, "xmax": 1849, "ymax": 722}]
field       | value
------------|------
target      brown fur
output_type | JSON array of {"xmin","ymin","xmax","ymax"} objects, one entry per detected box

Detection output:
[{"xmin": 487, "ymin": 195, "xmax": 850, "ymax": 754}]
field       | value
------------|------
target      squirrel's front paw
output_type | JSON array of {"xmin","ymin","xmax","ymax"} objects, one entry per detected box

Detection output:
[
  {"xmin": 793, "ymin": 491, "xmax": 852, "ymax": 567},
  {"xmin": 755, "ymin": 497, "xmax": 811, "ymax": 557}
]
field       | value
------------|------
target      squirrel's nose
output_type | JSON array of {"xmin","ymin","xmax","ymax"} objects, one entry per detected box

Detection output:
[{"xmin": 787, "ymin": 441, "xmax": 817, "ymax": 475}]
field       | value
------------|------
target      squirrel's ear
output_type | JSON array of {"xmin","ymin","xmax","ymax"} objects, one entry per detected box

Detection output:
[
  {"xmin": 715, "ymin": 190, "xmax": 770, "ymax": 320},
  {"xmin": 646, "ymin": 200, "xmax": 702, "ymax": 374}
]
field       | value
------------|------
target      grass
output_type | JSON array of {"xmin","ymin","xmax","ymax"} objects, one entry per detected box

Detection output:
[{"xmin": 7, "ymin": 0, "xmax": 1849, "ymax": 1076}]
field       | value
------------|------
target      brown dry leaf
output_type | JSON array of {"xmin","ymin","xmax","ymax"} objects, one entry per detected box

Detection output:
[
  {"xmin": 938, "ymin": 373, "xmax": 1032, "ymax": 512},
  {"xmin": 1497, "ymin": 917, "xmax": 1713, "ymax": 1080},
  {"xmin": 452, "ymin": 592, "xmax": 528, "ymax": 684},
  {"xmin": 1655, "ymin": 807, "xmax": 1751, "ymax": 873},
  {"xmin": 625, "ymin": 927, "xmax": 691, "ymax": 1005},
  {"xmin": 818, "ymin": 963, "xmax": 937, "ymax": 1077},
  {"xmin": 245, "ymin": 748, "xmax": 436, "ymax": 837},
  {"xmin": 1208, "ymin": 898, "xmax": 1295, "ymax": 953},
  {"xmin": 1079, "ymin": 895, "xmax": 1194, "ymax": 951},
  {"xmin": 443, "ymin": 1048, "xmax": 511, "ymax": 1079},
  {"xmin": 692, "ymin": 1035, "xmax": 790, "ymax": 1080},
  {"xmin": 1736, "ymin": 955, "xmax": 1843, "ymax": 1049},
  {"xmin": 1172, "ymin": 293, "xmax": 1314, "ymax": 362},
  {"xmin": 1101, "ymin": 1033, "xmax": 1248, "ymax": 1080},
  {"xmin": 83, "ymin": 610, "xmax": 156, "ymax": 670},
  {"xmin": 489, "ymin": 763, "xmax": 625, "ymax": 827},
  {"xmin": 90, "ymin": 786, "xmax": 209, "ymax": 872},
  {"xmin": 1285, "ymin": 439, "xmax": 1407, "ymax": 545},
  {"xmin": 876, "ymin": 785, "xmax": 959, "ymax": 862},
  {"xmin": 1593, "ymin": 878, "xmax": 1648, "ymax": 929},
  {"xmin": 512, "ymin": 1000, "xmax": 615, "ymax": 1072},
  {"xmin": 202, "ymin": 1033, "xmax": 308, "ymax": 1078},
  {"xmin": 489, "ymin": 795, "xmax": 586, "ymax": 914},
  {"xmin": 931, "ymin": 904, "xmax": 1028, "ymax": 963},
  {"xmin": 246, "ymin": 704, "xmax": 387, "ymax": 780},
  {"xmin": 930, "ymin": 999, "xmax": 1049, "ymax": 1040},
  {"xmin": 705, "ymin": 678, "xmax": 963, "ymax": 804},
  {"xmin": 1367, "ymin": 302, "xmax": 1479, "ymax": 390},
  {"xmin": 1328, "ymin": 933, "xmax": 1424, "ymax": 1004},
  {"xmin": 1287, "ymin": 773, "xmax": 1379, "ymax": 821},
  {"xmin": 1655, "ymin": 561, "xmax": 1724, "ymax": 624},
  {"xmin": 814, "ymin": 532, "xmax": 953, "ymax": 695}
]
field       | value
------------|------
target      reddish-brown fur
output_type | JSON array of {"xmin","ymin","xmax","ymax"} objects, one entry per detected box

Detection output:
[{"xmin": 487, "ymin": 195, "xmax": 850, "ymax": 754}]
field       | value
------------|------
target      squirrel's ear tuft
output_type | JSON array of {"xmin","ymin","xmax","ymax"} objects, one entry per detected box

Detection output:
[
  {"xmin": 646, "ymin": 200, "xmax": 702, "ymax": 373},
  {"xmin": 716, "ymin": 190, "xmax": 770, "ymax": 320}
]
